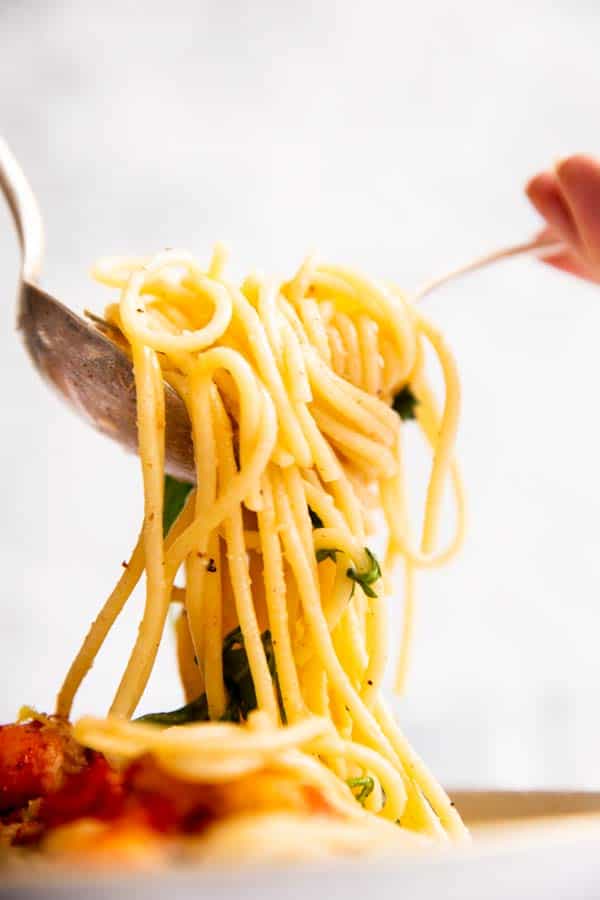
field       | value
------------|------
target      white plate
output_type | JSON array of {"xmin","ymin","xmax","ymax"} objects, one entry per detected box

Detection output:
[{"xmin": 5, "ymin": 791, "xmax": 600, "ymax": 900}]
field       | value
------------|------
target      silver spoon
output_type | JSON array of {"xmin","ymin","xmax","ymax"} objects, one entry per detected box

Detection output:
[
  {"xmin": 0, "ymin": 137, "xmax": 562, "ymax": 480},
  {"xmin": 0, "ymin": 137, "xmax": 194, "ymax": 481}
]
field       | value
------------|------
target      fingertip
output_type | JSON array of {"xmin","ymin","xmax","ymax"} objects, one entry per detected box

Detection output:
[
  {"xmin": 525, "ymin": 170, "xmax": 554, "ymax": 203},
  {"xmin": 524, "ymin": 168, "xmax": 581, "ymax": 249},
  {"xmin": 554, "ymin": 154, "xmax": 600, "ymax": 264},
  {"xmin": 524, "ymin": 173, "xmax": 540, "ymax": 199},
  {"xmin": 555, "ymin": 153, "xmax": 600, "ymax": 185},
  {"xmin": 543, "ymin": 252, "xmax": 600, "ymax": 284}
]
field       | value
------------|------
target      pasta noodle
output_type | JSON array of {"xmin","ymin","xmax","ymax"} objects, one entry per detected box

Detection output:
[{"xmin": 54, "ymin": 245, "xmax": 467, "ymax": 854}]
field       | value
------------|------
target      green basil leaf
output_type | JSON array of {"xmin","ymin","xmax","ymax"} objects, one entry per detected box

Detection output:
[
  {"xmin": 308, "ymin": 506, "xmax": 324, "ymax": 529},
  {"xmin": 347, "ymin": 547, "xmax": 381, "ymax": 598},
  {"xmin": 316, "ymin": 548, "xmax": 339, "ymax": 563},
  {"xmin": 137, "ymin": 626, "xmax": 286, "ymax": 727},
  {"xmin": 163, "ymin": 475, "xmax": 194, "ymax": 536},
  {"xmin": 392, "ymin": 385, "xmax": 418, "ymax": 421},
  {"xmin": 347, "ymin": 775, "xmax": 375, "ymax": 805},
  {"xmin": 136, "ymin": 693, "xmax": 209, "ymax": 727}
]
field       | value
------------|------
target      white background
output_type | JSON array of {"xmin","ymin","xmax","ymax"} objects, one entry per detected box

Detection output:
[{"xmin": 1, "ymin": 0, "xmax": 600, "ymax": 789}]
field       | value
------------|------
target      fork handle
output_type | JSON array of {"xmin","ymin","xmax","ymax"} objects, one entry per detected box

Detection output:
[
  {"xmin": 414, "ymin": 233, "xmax": 566, "ymax": 301},
  {"xmin": 0, "ymin": 137, "xmax": 44, "ymax": 283},
  {"xmin": 0, "ymin": 138, "xmax": 568, "ymax": 299}
]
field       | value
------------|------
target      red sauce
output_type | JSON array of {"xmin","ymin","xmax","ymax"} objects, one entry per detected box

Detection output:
[
  {"xmin": 0, "ymin": 723, "xmax": 65, "ymax": 813},
  {"xmin": 0, "ymin": 723, "xmax": 216, "ymax": 845},
  {"xmin": 39, "ymin": 753, "xmax": 123, "ymax": 829}
]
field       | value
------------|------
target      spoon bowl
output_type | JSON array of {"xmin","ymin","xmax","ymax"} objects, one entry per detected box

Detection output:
[{"xmin": 1, "ymin": 138, "xmax": 195, "ymax": 482}]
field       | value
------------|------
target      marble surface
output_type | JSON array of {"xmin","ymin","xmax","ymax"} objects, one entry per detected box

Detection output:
[{"xmin": 1, "ymin": 0, "xmax": 600, "ymax": 788}]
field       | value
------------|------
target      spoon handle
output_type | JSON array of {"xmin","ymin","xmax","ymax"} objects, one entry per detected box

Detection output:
[
  {"xmin": 0, "ymin": 137, "xmax": 45, "ymax": 283},
  {"xmin": 414, "ymin": 233, "xmax": 566, "ymax": 301}
]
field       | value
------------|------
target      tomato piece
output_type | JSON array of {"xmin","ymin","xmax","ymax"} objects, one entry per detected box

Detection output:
[
  {"xmin": 0, "ymin": 723, "xmax": 65, "ymax": 813},
  {"xmin": 39, "ymin": 753, "xmax": 124, "ymax": 828}
]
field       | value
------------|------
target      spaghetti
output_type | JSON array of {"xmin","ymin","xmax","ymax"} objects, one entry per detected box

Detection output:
[{"xmin": 52, "ymin": 245, "xmax": 466, "ymax": 856}]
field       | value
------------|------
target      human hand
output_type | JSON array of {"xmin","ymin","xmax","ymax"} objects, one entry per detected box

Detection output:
[{"xmin": 526, "ymin": 155, "xmax": 600, "ymax": 283}]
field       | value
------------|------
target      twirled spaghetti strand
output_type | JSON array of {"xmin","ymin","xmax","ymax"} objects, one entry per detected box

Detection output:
[{"xmin": 60, "ymin": 246, "xmax": 467, "ymax": 846}]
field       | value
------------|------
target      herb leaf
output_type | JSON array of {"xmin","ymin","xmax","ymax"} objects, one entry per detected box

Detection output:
[
  {"xmin": 221, "ymin": 626, "xmax": 264, "ymax": 721},
  {"xmin": 392, "ymin": 385, "xmax": 418, "ymax": 421},
  {"xmin": 136, "ymin": 694, "xmax": 209, "ymax": 727},
  {"xmin": 163, "ymin": 475, "xmax": 194, "ymax": 536},
  {"xmin": 316, "ymin": 547, "xmax": 339, "ymax": 564},
  {"xmin": 316, "ymin": 546, "xmax": 381, "ymax": 597},
  {"xmin": 347, "ymin": 775, "xmax": 375, "ymax": 805},
  {"xmin": 346, "ymin": 547, "xmax": 382, "ymax": 599},
  {"xmin": 136, "ymin": 626, "xmax": 286, "ymax": 726},
  {"xmin": 308, "ymin": 506, "xmax": 324, "ymax": 529}
]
